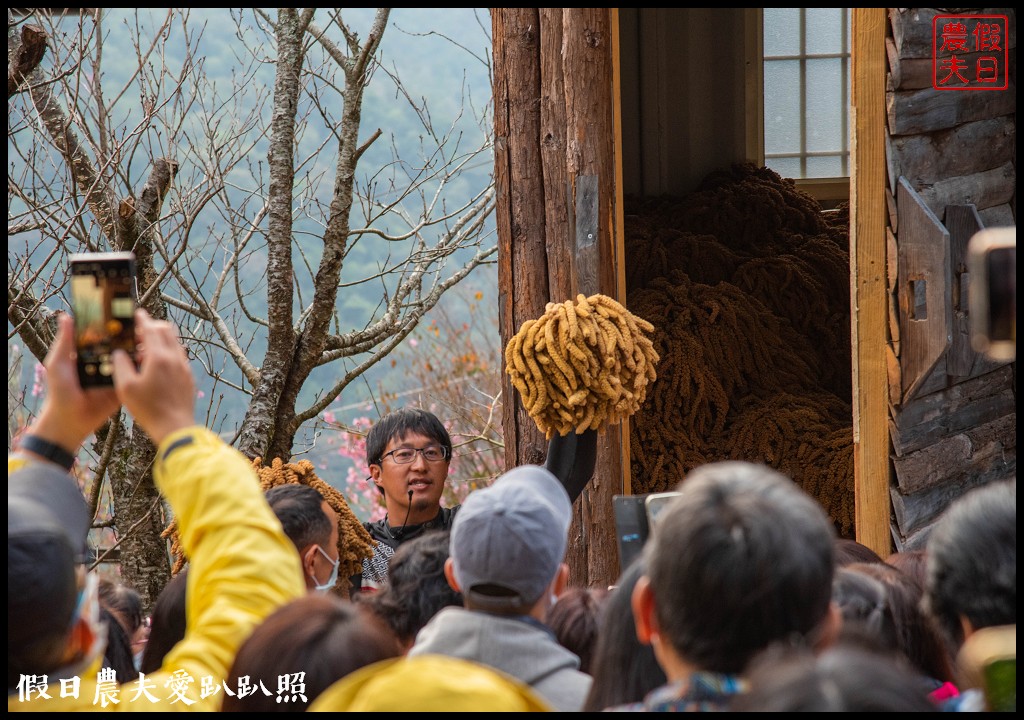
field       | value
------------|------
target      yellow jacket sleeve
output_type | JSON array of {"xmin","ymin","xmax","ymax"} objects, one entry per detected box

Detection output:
[
  {"xmin": 8, "ymin": 427, "xmax": 305, "ymax": 712},
  {"xmin": 144, "ymin": 427, "xmax": 306, "ymax": 710}
]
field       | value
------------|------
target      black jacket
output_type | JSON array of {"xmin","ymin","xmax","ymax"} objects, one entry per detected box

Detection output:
[{"xmin": 349, "ymin": 429, "xmax": 597, "ymax": 595}]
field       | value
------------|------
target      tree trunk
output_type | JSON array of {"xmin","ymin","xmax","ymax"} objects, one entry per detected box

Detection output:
[
  {"xmin": 494, "ymin": 8, "xmax": 623, "ymax": 589},
  {"xmin": 494, "ymin": 8, "xmax": 550, "ymax": 471},
  {"xmin": 236, "ymin": 8, "xmax": 302, "ymax": 461},
  {"xmin": 105, "ymin": 420, "xmax": 168, "ymax": 612}
]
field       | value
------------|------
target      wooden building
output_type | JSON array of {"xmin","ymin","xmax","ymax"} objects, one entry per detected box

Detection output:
[{"xmin": 492, "ymin": 8, "xmax": 1015, "ymax": 588}]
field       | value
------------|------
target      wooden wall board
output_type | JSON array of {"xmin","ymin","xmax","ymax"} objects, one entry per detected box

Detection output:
[
  {"xmin": 944, "ymin": 204, "xmax": 1012, "ymax": 380},
  {"xmin": 892, "ymin": 412, "xmax": 1017, "ymax": 494},
  {"xmin": 978, "ymin": 203, "xmax": 1016, "ymax": 227},
  {"xmin": 887, "ymin": 226, "xmax": 901, "ymax": 351},
  {"xmin": 886, "ymin": 185, "xmax": 898, "ymax": 232},
  {"xmin": 887, "ymin": 116, "xmax": 1016, "ymax": 188},
  {"xmin": 890, "ymin": 470, "xmax": 997, "ymax": 536},
  {"xmin": 887, "ymin": 42, "xmax": 1014, "ymax": 91},
  {"xmin": 890, "ymin": 8, "xmax": 1017, "ymax": 59},
  {"xmin": 889, "ymin": 365, "xmax": 1017, "ymax": 455},
  {"xmin": 896, "ymin": 178, "xmax": 952, "ymax": 404},
  {"xmin": 917, "ymin": 162, "xmax": 1017, "ymax": 221},
  {"xmin": 891, "ymin": 520, "xmax": 934, "ymax": 553},
  {"xmin": 886, "ymin": 343, "xmax": 903, "ymax": 406},
  {"xmin": 908, "ymin": 353, "xmax": 951, "ymax": 399},
  {"xmin": 946, "ymin": 204, "xmax": 986, "ymax": 378},
  {"xmin": 887, "ymin": 87, "xmax": 1016, "ymax": 136}
]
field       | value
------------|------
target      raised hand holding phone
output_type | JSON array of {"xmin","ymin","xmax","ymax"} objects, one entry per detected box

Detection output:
[
  {"xmin": 14, "ymin": 313, "xmax": 121, "ymax": 467},
  {"xmin": 112, "ymin": 309, "xmax": 196, "ymax": 445}
]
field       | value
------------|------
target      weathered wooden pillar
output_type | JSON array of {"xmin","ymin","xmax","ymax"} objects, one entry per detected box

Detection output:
[{"xmin": 493, "ymin": 7, "xmax": 623, "ymax": 588}]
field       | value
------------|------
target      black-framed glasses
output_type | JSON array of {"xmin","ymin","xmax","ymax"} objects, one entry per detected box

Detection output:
[{"xmin": 380, "ymin": 445, "xmax": 450, "ymax": 465}]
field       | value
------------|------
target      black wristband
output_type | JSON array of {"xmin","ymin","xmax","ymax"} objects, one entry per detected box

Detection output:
[{"xmin": 17, "ymin": 434, "xmax": 76, "ymax": 471}]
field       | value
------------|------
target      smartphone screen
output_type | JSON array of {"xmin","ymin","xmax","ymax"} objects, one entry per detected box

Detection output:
[
  {"xmin": 645, "ymin": 491, "xmax": 681, "ymax": 527},
  {"xmin": 69, "ymin": 252, "xmax": 138, "ymax": 387},
  {"xmin": 613, "ymin": 495, "xmax": 650, "ymax": 572}
]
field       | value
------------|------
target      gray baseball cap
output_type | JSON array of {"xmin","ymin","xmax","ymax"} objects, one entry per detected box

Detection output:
[
  {"xmin": 8, "ymin": 462, "xmax": 90, "ymax": 559},
  {"xmin": 8, "ymin": 462, "xmax": 91, "ymax": 662},
  {"xmin": 450, "ymin": 465, "xmax": 571, "ymax": 610}
]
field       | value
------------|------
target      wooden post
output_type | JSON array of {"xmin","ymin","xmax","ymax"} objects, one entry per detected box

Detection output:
[
  {"xmin": 494, "ymin": 8, "xmax": 622, "ymax": 588},
  {"xmin": 850, "ymin": 8, "xmax": 892, "ymax": 557},
  {"xmin": 611, "ymin": 9, "xmax": 632, "ymax": 499},
  {"xmin": 562, "ymin": 8, "xmax": 622, "ymax": 589},
  {"xmin": 493, "ymin": 9, "xmax": 550, "ymax": 470}
]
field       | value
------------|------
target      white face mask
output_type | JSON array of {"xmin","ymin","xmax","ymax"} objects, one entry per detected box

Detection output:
[{"xmin": 310, "ymin": 545, "xmax": 340, "ymax": 594}]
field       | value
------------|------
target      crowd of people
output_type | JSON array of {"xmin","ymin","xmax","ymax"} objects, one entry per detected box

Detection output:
[{"xmin": 8, "ymin": 308, "xmax": 1017, "ymax": 711}]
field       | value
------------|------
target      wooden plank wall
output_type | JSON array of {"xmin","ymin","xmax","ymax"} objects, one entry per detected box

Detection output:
[
  {"xmin": 493, "ymin": 8, "xmax": 623, "ymax": 589},
  {"xmin": 885, "ymin": 8, "xmax": 1016, "ymax": 551}
]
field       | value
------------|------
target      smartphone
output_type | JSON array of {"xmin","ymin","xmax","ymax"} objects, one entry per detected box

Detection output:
[
  {"xmin": 645, "ymin": 491, "xmax": 681, "ymax": 527},
  {"xmin": 613, "ymin": 495, "xmax": 650, "ymax": 572},
  {"xmin": 967, "ymin": 228, "xmax": 1016, "ymax": 362},
  {"xmin": 69, "ymin": 252, "xmax": 138, "ymax": 387}
]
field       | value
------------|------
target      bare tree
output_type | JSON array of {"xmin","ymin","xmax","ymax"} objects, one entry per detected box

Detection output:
[{"xmin": 8, "ymin": 8, "xmax": 496, "ymax": 607}]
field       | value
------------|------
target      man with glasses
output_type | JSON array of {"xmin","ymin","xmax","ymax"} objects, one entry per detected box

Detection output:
[{"xmin": 352, "ymin": 407, "xmax": 595, "ymax": 594}]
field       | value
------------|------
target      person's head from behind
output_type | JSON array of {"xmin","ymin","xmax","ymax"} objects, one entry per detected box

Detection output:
[
  {"xmin": 832, "ymin": 565, "xmax": 899, "ymax": 651},
  {"xmin": 365, "ymin": 408, "xmax": 453, "ymax": 525},
  {"xmin": 266, "ymin": 483, "xmax": 339, "ymax": 593},
  {"xmin": 548, "ymin": 585, "xmax": 609, "ymax": 675},
  {"xmin": 140, "ymin": 569, "xmax": 188, "ymax": 674},
  {"xmin": 98, "ymin": 577, "xmax": 146, "ymax": 669},
  {"xmin": 850, "ymin": 560, "xmax": 955, "ymax": 684},
  {"xmin": 583, "ymin": 557, "xmax": 667, "ymax": 711},
  {"xmin": 8, "ymin": 463, "xmax": 95, "ymax": 688},
  {"xmin": 834, "ymin": 537, "xmax": 884, "ymax": 567},
  {"xmin": 924, "ymin": 479, "xmax": 1015, "ymax": 651},
  {"xmin": 98, "ymin": 578, "xmax": 143, "ymax": 639},
  {"xmin": 633, "ymin": 461, "xmax": 838, "ymax": 678},
  {"xmin": 446, "ymin": 465, "xmax": 572, "ymax": 618},
  {"xmin": 731, "ymin": 640, "xmax": 939, "ymax": 712},
  {"xmin": 222, "ymin": 595, "xmax": 402, "ymax": 712},
  {"xmin": 362, "ymin": 530, "xmax": 462, "ymax": 649},
  {"xmin": 100, "ymin": 605, "xmax": 139, "ymax": 683},
  {"xmin": 886, "ymin": 549, "xmax": 927, "ymax": 589}
]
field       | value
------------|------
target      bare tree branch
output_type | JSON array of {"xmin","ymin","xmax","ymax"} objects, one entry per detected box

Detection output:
[
  {"xmin": 7, "ymin": 220, "xmax": 46, "ymax": 235},
  {"xmin": 8, "ymin": 21, "xmax": 47, "ymax": 97},
  {"xmin": 26, "ymin": 68, "xmax": 121, "ymax": 245},
  {"xmin": 8, "ymin": 289, "xmax": 56, "ymax": 362},
  {"xmin": 87, "ymin": 415, "xmax": 121, "ymax": 522}
]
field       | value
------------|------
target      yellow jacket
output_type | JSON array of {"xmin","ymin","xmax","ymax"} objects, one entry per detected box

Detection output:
[{"xmin": 8, "ymin": 427, "xmax": 306, "ymax": 712}]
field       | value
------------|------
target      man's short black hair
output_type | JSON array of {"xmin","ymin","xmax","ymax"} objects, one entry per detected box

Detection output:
[
  {"xmin": 646, "ymin": 461, "xmax": 836, "ymax": 674},
  {"xmin": 365, "ymin": 407, "xmax": 452, "ymax": 468},
  {"xmin": 924, "ymin": 479, "xmax": 1016, "ymax": 649},
  {"xmin": 266, "ymin": 484, "xmax": 332, "ymax": 553},
  {"xmin": 7, "ymin": 528, "xmax": 78, "ymax": 686},
  {"xmin": 363, "ymin": 530, "xmax": 462, "ymax": 645}
]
